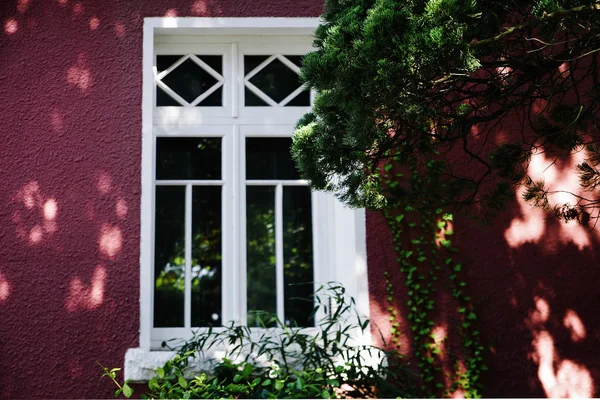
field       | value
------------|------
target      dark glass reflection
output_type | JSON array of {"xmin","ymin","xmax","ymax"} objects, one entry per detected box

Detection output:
[
  {"xmin": 285, "ymin": 90, "xmax": 310, "ymax": 106},
  {"xmin": 245, "ymin": 55, "xmax": 309, "ymax": 106},
  {"xmin": 283, "ymin": 186, "xmax": 314, "ymax": 327},
  {"xmin": 157, "ymin": 137, "xmax": 221, "ymax": 180},
  {"xmin": 246, "ymin": 186, "xmax": 277, "ymax": 327},
  {"xmin": 246, "ymin": 138, "xmax": 300, "ymax": 180},
  {"xmin": 244, "ymin": 87, "xmax": 269, "ymax": 106},
  {"xmin": 154, "ymin": 185, "xmax": 185, "ymax": 327},
  {"xmin": 244, "ymin": 55, "xmax": 270, "ymax": 75},
  {"xmin": 191, "ymin": 186, "xmax": 222, "ymax": 327},
  {"xmin": 157, "ymin": 86, "xmax": 183, "ymax": 107},
  {"xmin": 157, "ymin": 55, "xmax": 184, "ymax": 73},
  {"xmin": 157, "ymin": 55, "xmax": 223, "ymax": 106}
]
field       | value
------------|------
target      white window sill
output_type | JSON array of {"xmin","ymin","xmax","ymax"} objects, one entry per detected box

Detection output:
[{"xmin": 125, "ymin": 347, "xmax": 232, "ymax": 382}]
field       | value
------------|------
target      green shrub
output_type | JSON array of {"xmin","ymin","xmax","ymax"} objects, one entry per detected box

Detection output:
[{"xmin": 102, "ymin": 284, "xmax": 418, "ymax": 398}]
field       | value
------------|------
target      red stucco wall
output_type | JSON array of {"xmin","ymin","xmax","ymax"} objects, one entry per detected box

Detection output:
[
  {"xmin": 0, "ymin": 1, "xmax": 321, "ymax": 398},
  {"xmin": 2, "ymin": 1, "xmax": 599, "ymax": 398},
  {"xmin": 367, "ymin": 197, "xmax": 600, "ymax": 397}
]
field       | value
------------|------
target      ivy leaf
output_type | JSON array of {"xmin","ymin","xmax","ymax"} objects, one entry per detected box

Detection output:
[
  {"xmin": 122, "ymin": 383, "xmax": 134, "ymax": 398},
  {"xmin": 178, "ymin": 376, "xmax": 188, "ymax": 389}
]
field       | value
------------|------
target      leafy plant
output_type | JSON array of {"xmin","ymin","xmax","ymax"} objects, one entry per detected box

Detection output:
[{"xmin": 102, "ymin": 284, "xmax": 419, "ymax": 398}]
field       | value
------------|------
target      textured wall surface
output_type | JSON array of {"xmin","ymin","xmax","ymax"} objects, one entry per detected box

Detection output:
[
  {"xmin": 2, "ymin": 0, "xmax": 599, "ymax": 398},
  {"xmin": 0, "ymin": 1, "xmax": 321, "ymax": 398},
  {"xmin": 367, "ymin": 195, "xmax": 600, "ymax": 396}
]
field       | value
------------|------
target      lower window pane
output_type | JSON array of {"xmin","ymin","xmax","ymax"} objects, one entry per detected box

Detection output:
[
  {"xmin": 191, "ymin": 186, "xmax": 222, "ymax": 326},
  {"xmin": 154, "ymin": 185, "xmax": 185, "ymax": 327},
  {"xmin": 283, "ymin": 186, "xmax": 314, "ymax": 327},
  {"xmin": 246, "ymin": 186, "xmax": 276, "ymax": 327}
]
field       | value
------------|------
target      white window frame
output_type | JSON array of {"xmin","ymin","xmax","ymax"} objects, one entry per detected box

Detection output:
[{"xmin": 131, "ymin": 18, "xmax": 369, "ymax": 379}]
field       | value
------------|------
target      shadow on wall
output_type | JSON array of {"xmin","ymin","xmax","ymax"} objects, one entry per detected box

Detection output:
[
  {"xmin": 366, "ymin": 106, "xmax": 600, "ymax": 398},
  {"xmin": 453, "ymin": 186, "xmax": 600, "ymax": 397},
  {"xmin": 368, "ymin": 147, "xmax": 600, "ymax": 398}
]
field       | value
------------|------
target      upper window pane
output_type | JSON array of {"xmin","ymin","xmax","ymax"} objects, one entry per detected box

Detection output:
[
  {"xmin": 156, "ymin": 55, "xmax": 223, "ymax": 107},
  {"xmin": 246, "ymin": 138, "xmax": 301, "ymax": 180},
  {"xmin": 244, "ymin": 55, "xmax": 310, "ymax": 107},
  {"xmin": 157, "ymin": 137, "xmax": 221, "ymax": 180}
]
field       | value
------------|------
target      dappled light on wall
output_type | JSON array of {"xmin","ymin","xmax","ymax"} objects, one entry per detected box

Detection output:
[
  {"xmin": 563, "ymin": 310, "xmax": 586, "ymax": 342},
  {"xmin": 97, "ymin": 171, "xmax": 113, "ymax": 194},
  {"xmin": 505, "ymin": 149, "xmax": 595, "ymax": 249},
  {"xmin": 50, "ymin": 107, "xmax": 64, "ymax": 133},
  {"xmin": 89, "ymin": 17, "xmax": 100, "ymax": 30},
  {"xmin": 17, "ymin": 0, "xmax": 31, "ymax": 13},
  {"xmin": 12, "ymin": 181, "xmax": 59, "ymax": 245},
  {"xmin": 66, "ymin": 264, "xmax": 107, "ymax": 312},
  {"xmin": 72, "ymin": 3, "xmax": 84, "ymax": 17},
  {"xmin": 528, "ymin": 297, "xmax": 594, "ymax": 398},
  {"xmin": 191, "ymin": 0, "xmax": 208, "ymax": 15},
  {"xmin": 4, "ymin": 18, "xmax": 18, "ymax": 35},
  {"xmin": 0, "ymin": 271, "xmax": 11, "ymax": 303},
  {"xmin": 116, "ymin": 198, "xmax": 128, "ymax": 219},
  {"xmin": 67, "ymin": 54, "xmax": 92, "ymax": 92},
  {"xmin": 98, "ymin": 223, "xmax": 122, "ymax": 259},
  {"xmin": 114, "ymin": 21, "xmax": 125, "ymax": 37}
]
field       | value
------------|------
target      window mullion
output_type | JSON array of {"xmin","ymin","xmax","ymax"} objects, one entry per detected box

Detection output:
[
  {"xmin": 275, "ymin": 183, "xmax": 284, "ymax": 322},
  {"xmin": 234, "ymin": 124, "xmax": 245, "ymax": 324},
  {"xmin": 184, "ymin": 183, "xmax": 192, "ymax": 328},
  {"xmin": 232, "ymin": 42, "xmax": 238, "ymax": 118}
]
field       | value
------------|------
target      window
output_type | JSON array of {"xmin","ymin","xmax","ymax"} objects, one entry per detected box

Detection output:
[{"xmin": 138, "ymin": 19, "xmax": 369, "ymax": 352}]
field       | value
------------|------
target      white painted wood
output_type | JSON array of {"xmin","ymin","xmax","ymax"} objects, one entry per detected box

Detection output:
[
  {"xmin": 184, "ymin": 184, "xmax": 192, "ymax": 328},
  {"xmin": 236, "ymin": 124, "xmax": 247, "ymax": 325},
  {"xmin": 275, "ymin": 183, "xmax": 284, "ymax": 322},
  {"xmin": 245, "ymin": 180, "xmax": 308, "ymax": 186},
  {"xmin": 140, "ymin": 19, "xmax": 156, "ymax": 351},
  {"xmin": 231, "ymin": 42, "xmax": 239, "ymax": 118},
  {"xmin": 156, "ymin": 180, "xmax": 225, "ymax": 186}
]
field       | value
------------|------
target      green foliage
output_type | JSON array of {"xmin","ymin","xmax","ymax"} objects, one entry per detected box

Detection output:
[
  {"xmin": 385, "ymin": 208, "xmax": 486, "ymax": 398},
  {"xmin": 102, "ymin": 285, "xmax": 419, "ymax": 399},
  {"xmin": 292, "ymin": 0, "xmax": 600, "ymax": 223}
]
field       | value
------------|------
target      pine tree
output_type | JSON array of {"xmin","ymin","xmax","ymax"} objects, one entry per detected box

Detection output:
[{"xmin": 292, "ymin": 0, "xmax": 600, "ymax": 224}]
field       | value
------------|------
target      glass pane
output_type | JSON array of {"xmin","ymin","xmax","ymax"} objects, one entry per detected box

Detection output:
[
  {"xmin": 197, "ymin": 88, "xmax": 222, "ymax": 107},
  {"xmin": 245, "ymin": 56, "xmax": 304, "ymax": 105},
  {"xmin": 160, "ymin": 58, "xmax": 220, "ymax": 104},
  {"xmin": 283, "ymin": 56, "xmax": 310, "ymax": 106},
  {"xmin": 244, "ymin": 55, "xmax": 270, "ymax": 75},
  {"xmin": 246, "ymin": 186, "xmax": 276, "ymax": 327},
  {"xmin": 154, "ymin": 185, "xmax": 185, "ymax": 327},
  {"xmin": 283, "ymin": 187, "xmax": 314, "ymax": 327},
  {"xmin": 191, "ymin": 186, "xmax": 222, "ymax": 327},
  {"xmin": 246, "ymin": 138, "xmax": 300, "ymax": 180},
  {"xmin": 198, "ymin": 55, "xmax": 223, "ymax": 75},
  {"xmin": 244, "ymin": 87, "xmax": 269, "ymax": 106},
  {"xmin": 285, "ymin": 90, "xmax": 310, "ymax": 107},
  {"xmin": 157, "ymin": 55, "xmax": 184, "ymax": 73},
  {"xmin": 157, "ymin": 55, "xmax": 223, "ymax": 107},
  {"xmin": 157, "ymin": 137, "xmax": 221, "ymax": 180},
  {"xmin": 157, "ymin": 86, "xmax": 183, "ymax": 107},
  {"xmin": 285, "ymin": 55, "xmax": 304, "ymax": 68}
]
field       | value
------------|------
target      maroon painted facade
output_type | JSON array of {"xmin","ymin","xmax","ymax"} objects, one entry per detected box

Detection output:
[
  {"xmin": 0, "ymin": 1, "xmax": 321, "ymax": 398},
  {"xmin": 1, "ymin": 0, "xmax": 598, "ymax": 398}
]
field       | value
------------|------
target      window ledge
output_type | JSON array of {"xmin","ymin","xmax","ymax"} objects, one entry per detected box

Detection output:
[{"xmin": 125, "ymin": 348, "xmax": 177, "ymax": 382}]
